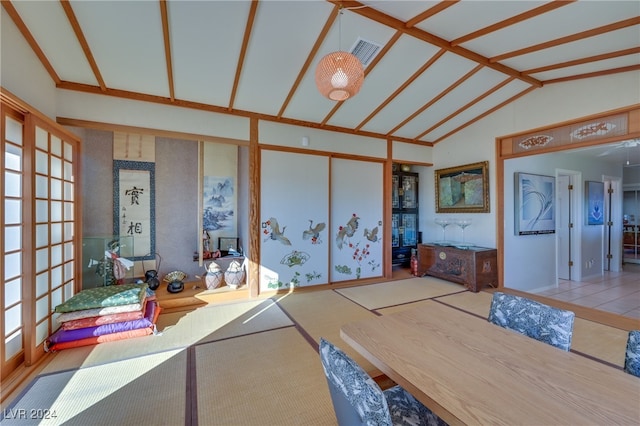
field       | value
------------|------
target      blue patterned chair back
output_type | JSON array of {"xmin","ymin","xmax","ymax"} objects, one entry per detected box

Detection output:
[
  {"xmin": 319, "ymin": 338, "xmax": 393, "ymax": 426},
  {"xmin": 624, "ymin": 330, "xmax": 640, "ymax": 377},
  {"xmin": 488, "ymin": 292, "xmax": 575, "ymax": 351}
]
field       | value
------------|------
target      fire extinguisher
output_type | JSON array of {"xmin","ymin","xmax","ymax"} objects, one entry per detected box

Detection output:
[{"xmin": 410, "ymin": 249, "xmax": 419, "ymax": 276}]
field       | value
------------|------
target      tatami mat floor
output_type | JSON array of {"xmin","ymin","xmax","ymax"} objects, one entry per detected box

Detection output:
[{"xmin": 2, "ymin": 275, "xmax": 637, "ymax": 426}]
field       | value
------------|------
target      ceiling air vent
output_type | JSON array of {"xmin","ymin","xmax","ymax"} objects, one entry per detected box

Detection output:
[{"xmin": 349, "ymin": 37, "xmax": 382, "ymax": 67}]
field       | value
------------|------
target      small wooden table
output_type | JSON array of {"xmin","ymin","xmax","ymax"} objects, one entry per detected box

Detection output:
[{"xmin": 341, "ymin": 301, "xmax": 640, "ymax": 426}]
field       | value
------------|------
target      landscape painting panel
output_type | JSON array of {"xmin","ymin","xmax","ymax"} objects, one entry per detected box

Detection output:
[{"xmin": 203, "ymin": 176, "xmax": 235, "ymax": 234}]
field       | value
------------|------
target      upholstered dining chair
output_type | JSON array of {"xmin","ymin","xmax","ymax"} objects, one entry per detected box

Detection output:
[
  {"xmin": 624, "ymin": 330, "xmax": 640, "ymax": 377},
  {"xmin": 488, "ymin": 292, "xmax": 575, "ymax": 351},
  {"xmin": 318, "ymin": 338, "xmax": 447, "ymax": 426}
]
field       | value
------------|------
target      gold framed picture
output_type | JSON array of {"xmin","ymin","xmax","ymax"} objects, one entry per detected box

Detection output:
[{"xmin": 435, "ymin": 161, "xmax": 489, "ymax": 213}]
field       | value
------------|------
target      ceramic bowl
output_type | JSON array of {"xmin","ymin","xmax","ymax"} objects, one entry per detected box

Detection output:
[{"xmin": 163, "ymin": 270, "xmax": 187, "ymax": 283}]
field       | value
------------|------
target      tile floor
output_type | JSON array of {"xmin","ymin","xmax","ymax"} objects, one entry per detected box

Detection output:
[
  {"xmin": 393, "ymin": 263, "xmax": 640, "ymax": 319},
  {"xmin": 536, "ymin": 263, "xmax": 640, "ymax": 319}
]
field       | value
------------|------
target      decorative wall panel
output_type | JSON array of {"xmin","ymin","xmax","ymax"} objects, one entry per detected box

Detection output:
[
  {"xmin": 260, "ymin": 150, "xmax": 329, "ymax": 291},
  {"xmin": 331, "ymin": 159, "xmax": 383, "ymax": 282}
]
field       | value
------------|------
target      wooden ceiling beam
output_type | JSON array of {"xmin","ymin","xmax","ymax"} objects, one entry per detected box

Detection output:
[
  {"xmin": 524, "ymin": 47, "xmax": 640, "ymax": 75},
  {"xmin": 450, "ymin": 1, "xmax": 575, "ymax": 47},
  {"xmin": 278, "ymin": 5, "xmax": 340, "ymax": 119},
  {"xmin": 55, "ymin": 81, "xmax": 432, "ymax": 145},
  {"xmin": 2, "ymin": 1, "xmax": 61, "ymax": 85},
  {"xmin": 158, "ymin": 0, "xmax": 175, "ymax": 101},
  {"xmin": 60, "ymin": 0, "xmax": 106, "ymax": 91},
  {"xmin": 331, "ymin": 0, "xmax": 543, "ymax": 87},
  {"xmin": 228, "ymin": 0, "xmax": 259, "ymax": 111},
  {"xmin": 490, "ymin": 16, "xmax": 640, "ymax": 63}
]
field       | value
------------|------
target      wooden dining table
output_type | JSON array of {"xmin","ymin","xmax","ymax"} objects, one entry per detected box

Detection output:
[{"xmin": 340, "ymin": 301, "xmax": 640, "ymax": 426}]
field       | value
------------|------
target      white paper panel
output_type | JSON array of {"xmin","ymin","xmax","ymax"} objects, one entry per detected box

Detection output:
[
  {"xmin": 260, "ymin": 150, "xmax": 329, "ymax": 291},
  {"xmin": 331, "ymin": 159, "xmax": 384, "ymax": 282}
]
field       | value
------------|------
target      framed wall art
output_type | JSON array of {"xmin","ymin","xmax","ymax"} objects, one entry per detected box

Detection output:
[
  {"xmin": 515, "ymin": 172, "xmax": 555, "ymax": 235},
  {"xmin": 219, "ymin": 237, "xmax": 240, "ymax": 252},
  {"xmin": 435, "ymin": 161, "xmax": 489, "ymax": 213},
  {"xmin": 113, "ymin": 160, "xmax": 156, "ymax": 260},
  {"xmin": 585, "ymin": 181, "xmax": 605, "ymax": 225}
]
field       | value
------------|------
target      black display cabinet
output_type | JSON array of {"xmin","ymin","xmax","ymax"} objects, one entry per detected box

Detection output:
[{"xmin": 392, "ymin": 166, "xmax": 419, "ymax": 266}]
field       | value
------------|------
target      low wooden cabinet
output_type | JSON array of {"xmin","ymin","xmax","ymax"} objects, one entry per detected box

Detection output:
[{"xmin": 418, "ymin": 244, "xmax": 498, "ymax": 292}]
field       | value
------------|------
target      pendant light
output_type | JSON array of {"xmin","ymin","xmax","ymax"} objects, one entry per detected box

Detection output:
[{"xmin": 315, "ymin": 8, "xmax": 364, "ymax": 101}]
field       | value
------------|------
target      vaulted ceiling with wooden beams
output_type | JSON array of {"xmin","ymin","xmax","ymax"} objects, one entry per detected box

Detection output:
[{"xmin": 3, "ymin": 0, "xmax": 639, "ymax": 145}]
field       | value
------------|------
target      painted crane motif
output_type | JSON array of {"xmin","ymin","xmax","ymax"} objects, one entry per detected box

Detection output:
[
  {"xmin": 263, "ymin": 217, "xmax": 291, "ymax": 245},
  {"xmin": 336, "ymin": 214, "xmax": 359, "ymax": 249},
  {"xmin": 302, "ymin": 219, "xmax": 326, "ymax": 244}
]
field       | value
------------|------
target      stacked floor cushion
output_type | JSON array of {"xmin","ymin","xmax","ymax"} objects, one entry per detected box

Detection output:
[{"xmin": 46, "ymin": 283, "xmax": 160, "ymax": 352}]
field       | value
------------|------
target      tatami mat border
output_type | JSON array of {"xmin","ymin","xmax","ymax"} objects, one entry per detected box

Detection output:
[
  {"xmin": 4, "ymin": 279, "xmax": 635, "ymax": 426},
  {"xmin": 370, "ymin": 289, "xmax": 470, "ymax": 314}
]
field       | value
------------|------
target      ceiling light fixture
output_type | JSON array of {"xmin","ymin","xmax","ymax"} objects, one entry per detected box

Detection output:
[{"xmin": 315, "ymin": 7, "xmax": 364, "ymax": 101}]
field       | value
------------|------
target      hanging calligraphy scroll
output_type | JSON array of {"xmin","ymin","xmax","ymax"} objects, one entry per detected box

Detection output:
[{"xmin": 113, "ymin": 160, "xmax": 155, "ymax": 260}]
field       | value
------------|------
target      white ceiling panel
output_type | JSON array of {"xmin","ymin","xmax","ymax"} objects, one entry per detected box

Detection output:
[
  {"xmin": 3, "ymin": 0, "xmax": 636, "ymax": 146},
  {"xmin": 460, "ymin": 1, "xmax": 640, "ymax": 59},
  {"xmin": 426, "ymin": 79, "xmax": 533, "ymax": 142},
  {"xmin": 396, "ymin": 68, "xmax": 509, "ymax": 139},
  {"xmin": 11, "ymin": 1, "xmax": 96, "ymax": 85},
  {"xmin": 500, "ymin": 26, "xmax": 640, "ymax": 73},
  {"xmin": 362, "ymin": 52, "xmax": 478, "ymax": 136},
  {"xmin": 285, "ymin": 6, "xmax": 397, "ymax": 123},
  {"xmin": 70, "ymin": 0, "xmax": 169, "ymax": 96},
  {"xmin": 529, "ymin": 54, "xmax": 640, "ymax": 82},
  {"xmin": 234, "ymin": 1, "xmax": 334, "ymax": 114},
  {"xmin": 360, "ymin": 1, "xmax": 440, "ymax": 23},
  {"xmin": 327, "ymin": 35, "xmax": 442, "ymax": 129},
  {"xmin": 169, "ymin": 1, "xmax": 250, "ymax": 106},
  {"xmin": 415, "ymin": 0, "xmax": 545, "ymax": 41}
]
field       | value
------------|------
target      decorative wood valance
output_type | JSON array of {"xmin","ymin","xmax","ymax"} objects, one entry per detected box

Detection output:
[{"xmin": 498, "ymin": 105, "xmax": 640, "ymax": 158}]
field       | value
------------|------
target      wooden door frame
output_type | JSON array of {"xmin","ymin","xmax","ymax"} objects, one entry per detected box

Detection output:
[{"xmin": 496, "ymin": 104, "xmax": 640, "ymax": 288}]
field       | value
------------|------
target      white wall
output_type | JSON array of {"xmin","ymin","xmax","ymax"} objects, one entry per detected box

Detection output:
[
  {"xmin": 56, "ymin": 90, "xmax": 250, "ymax": 141},
  {"xmin": 1, "ymin": 7, "xmax": 57, "ymax": 117},
  {"xmin": 504, "ymin": 152, "xmax": 621, "ymax": 291},
  {"xmin": 434, "ymin": 72, "xmax": 639, "ymax": 291},
  {"xmin": 258, "ymin": 120, "xmax": 389, "ymax": 157}
]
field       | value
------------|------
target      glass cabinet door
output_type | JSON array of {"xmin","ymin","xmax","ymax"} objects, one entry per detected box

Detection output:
[
  {"xmin": 392, "ymin": 175, "xmax": 399, "ymax": 209},
  {"xmin": 402, "ymin": 175, "xmax": 417, "ymax": 209},
  {"xmin": 402, "ymin": 213, "xmax": 417, "ymax": 246},
  {"xmin": 392, "ymin": 214, "xmax": 399, "ymax": 248}
]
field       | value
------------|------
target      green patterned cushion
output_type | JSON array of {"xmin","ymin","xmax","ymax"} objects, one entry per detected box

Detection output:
[{"xmin": 55, "ymin": 284, "xmax": 148, "ymax": 313}]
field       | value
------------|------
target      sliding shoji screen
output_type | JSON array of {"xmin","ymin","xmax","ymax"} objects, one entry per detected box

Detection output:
[
  {"xmin": 1, "ymin": 99, "xmax": 81, "ymax": 381},
  {"xmin": 2, "ymin": 109, "xmax": 26, "ymax": 378},
  {"xmin": 32, "ymin": 120, "xmax": 78, "ymax": 354}
]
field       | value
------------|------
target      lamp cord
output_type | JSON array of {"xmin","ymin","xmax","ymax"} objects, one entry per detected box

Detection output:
[{"xmin": 338, "ymin": 7, "xmax": 343, "ymax": 51}]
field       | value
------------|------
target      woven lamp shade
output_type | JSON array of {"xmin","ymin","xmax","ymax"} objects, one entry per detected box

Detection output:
[{"xmin": 315, "ymin": 51, "xmax": 364, "ymax": 101}]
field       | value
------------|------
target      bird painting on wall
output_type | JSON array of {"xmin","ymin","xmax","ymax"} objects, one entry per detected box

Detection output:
[
  {"xmin": 336, "ymin": 214, "xmax": 360, "ymax": 249},
  {"xmin": 302, "ymin": 219, "xmax": 326, "ymax": 244},
  {"xmin": 263, "ymin": 217, "xmax": 291, "ymax": 245},
  {"xmin": 363, "ymin": 226, "xmax": 379, "ymax": 243}
]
